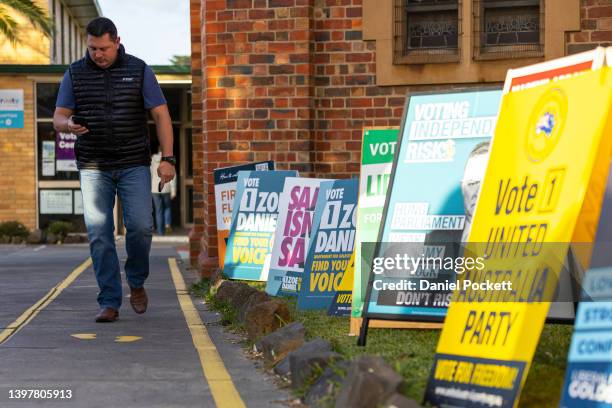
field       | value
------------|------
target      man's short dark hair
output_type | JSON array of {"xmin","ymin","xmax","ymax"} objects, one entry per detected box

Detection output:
[{"xmin": 86, "ymin": 17, "xmax": 117, "ymax": 40}]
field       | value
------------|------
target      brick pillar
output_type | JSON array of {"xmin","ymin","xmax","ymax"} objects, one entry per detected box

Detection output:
[{"xmin": 189, "ymin": 0, "xmax": 207, "ymax": 271}]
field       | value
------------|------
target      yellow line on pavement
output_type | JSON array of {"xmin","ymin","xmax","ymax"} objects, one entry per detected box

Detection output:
[
  {"xmin": 0, "ymin": 257, "xmax": 92, "ymax": 345},
  {"xmin": 168, "ymin": 258, "xmax": 246, "ymax": 408}
]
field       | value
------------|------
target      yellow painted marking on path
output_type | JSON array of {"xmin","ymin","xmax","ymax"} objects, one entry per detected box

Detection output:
[
  {"xmin": 0, "ymin": 258, "xmax": 92, "ymax": 345},
  {"xmin": 115, "ymin": 336, "xmax": 142, "ymax": 343},
  {"xmin": 71, "ymin": 333, "xmax": 97, "ymax": 340},
  {"xmin": 168, "ymin": 258, "xmax": 246, "ymax": 408}
]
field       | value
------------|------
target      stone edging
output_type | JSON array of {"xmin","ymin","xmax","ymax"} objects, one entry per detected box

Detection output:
[{"xmin": 207, "ymin": 270, "xmax": 422, "ymax": 408}]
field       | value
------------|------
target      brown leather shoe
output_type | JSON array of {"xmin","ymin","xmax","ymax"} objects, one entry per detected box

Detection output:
[
  {"xmin": 130, "ymin": 287, "xmax": 148, "ymax": 314},
  {"xmin": 95, "ymin": 308, "xmax": 119, "ymax": 323}
]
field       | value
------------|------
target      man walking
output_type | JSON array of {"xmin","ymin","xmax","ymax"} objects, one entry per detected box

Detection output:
[{"xmin": 53, "ymin": 17, "xmax": 176, "ymax": 323}]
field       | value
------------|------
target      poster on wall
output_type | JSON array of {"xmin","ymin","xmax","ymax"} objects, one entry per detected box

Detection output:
[
  {"xmin": 297, "ymin": 178, "xmax": 358, "ymax": 311},
  {"xmin": 214, "ymin": 161, "xmax": 274, "ymax": 269},
  {"xmin": 350, "ymin": 128, "xmax": 398, "ymax": 326},
  {"xmin": 358, "ymin": 89, "xmax": 502, "ymax": 328},
  {"xmin": 266, "ymin": 177, "xmax": 332, "ymax": 297},
  {"xmin": 40, "ymin": 190, "xmax": 73, "ymax": 214},
  {"xmin": 42, "ymin": 141, "xmax": 56, "ymax": 176},
  {"xmin": 424, "ymin": 63, "xmax": 612, "ymax": 408},
  {"xmin": 0, "ymin": 89, "xmax": 24, "ymax": 128},
  {"xmin": 224, "ymin": 170, "xmax": 298, "ymax": 281},
  {"xmin": 56, "ymin": 132, "xmax": 78, "ymax": 172}
]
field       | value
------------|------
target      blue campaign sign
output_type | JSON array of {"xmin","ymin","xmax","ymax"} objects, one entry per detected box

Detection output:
[
  {"xmin": 560, "ymin": 164, "xmax": 612, "ymax": 408},
  {"xmin": 0, "ymin": 89, "xmax": 24, "ymax": 128},
  {"xmin": 224, "ymin": 170, "xmax": 298, "ymax": 281},
  {"xmin": 297, "ymin": 178, "xmax": 358, "ymax": 311},
  {"xmin": 363, "ymin": 89, "xmax": 502, "ymax": 321}
]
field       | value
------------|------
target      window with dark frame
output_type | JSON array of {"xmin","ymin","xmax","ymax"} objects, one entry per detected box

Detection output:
[
  {"xmin": 394, "ymin": 0, "xmax": 460, "ymax": 64},
  {"xmin": 474, "ymin": 0, "xmax": 544, "ymax": 60}
]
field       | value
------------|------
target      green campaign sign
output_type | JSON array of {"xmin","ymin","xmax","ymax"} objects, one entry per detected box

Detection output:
[{"xmin": 351, "ymin": 128, "xmax": 399, "ymax": 320}]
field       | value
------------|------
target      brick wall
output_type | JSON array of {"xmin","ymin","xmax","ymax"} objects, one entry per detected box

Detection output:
[
  {"xmin": 567, "ymin": 0, "xmax": 612, "ymax": 54},
  {"xmin": 311, "ymin": 1, "xmax": 408, "ymax": 176},
  {"xmin": 0, "ymin": 77, "xmax": 37, "ymax": 230},
  {"xmin": 191, "ymin": 0, "xmax": 604, "ymax": 276}
]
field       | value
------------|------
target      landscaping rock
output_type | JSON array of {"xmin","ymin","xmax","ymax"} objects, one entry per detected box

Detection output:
[
  {"xmin": 26, "ymin": 229, "xmax": 45, "ymax": 244},
  {"xmin": 296, "ymin": 338, "xmax": 333, "ymax": 354},
  {"xmin": 274, "ymin": 338, "xmax": 331, "ymax": 378},
  {"xmin": 229, "ymin": 284, "xmax": 260, "ymax": 311},
  {"xmin": 304, "ymin": 360, "xmax": 350, "ymax": 408},
  {"xmin": 237, "ymin": 290, "xmax": 270, "ymax": 322},
  {"xmin": 274, "ymin": 355, "xmax": 291, "ymax": 378},
  {"xmin": 210, "ymin": 267, "xmax": 224, "ymax": 291},
  {"xmin": 288, "ymin": 339, "xmax": 339, "ymax": 390},
  {"xmin": 245, "ymin": 299, "xmax": 291, "ymax": 341},
  {"xmin": 334, "ymin": 355, "xmax": 404, "ymax": 408},
  {"xmin": 382, "ymin": 393, "xmax": 422, "ymax": 408},
  {"xmin": 215, "ymin": 280, "xmax": 247, "ymax": 305},
  {"xmin": 46, "ymin": 232, "xmax": 58, "ymax": 244},
  {"xmin": 290, "ymin": 350, "xmax": 342, "ymax": 391},
  {"xmin": 257, "ymin": 322, "xmax": 306, "ymax": 368}
]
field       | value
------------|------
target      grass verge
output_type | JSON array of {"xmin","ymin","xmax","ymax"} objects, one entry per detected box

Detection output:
[{"xmin": 191, "ymin": 279, "xmax": 572, "ymax": 407}]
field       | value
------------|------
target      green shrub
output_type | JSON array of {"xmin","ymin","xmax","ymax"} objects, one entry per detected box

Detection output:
[
  {"xmin": 47, "ymin": 220, "xmax": 74, "ymax": 238},
  {"xmin": 0, "ymin": 221, "xmax": 29, "ymax": 238}
]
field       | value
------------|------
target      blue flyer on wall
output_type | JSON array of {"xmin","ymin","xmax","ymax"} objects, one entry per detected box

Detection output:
[
  {"xmin": 266, "ymin": 177, "xmax": 332, "ymax": 297},
  {"xmin": 364, "ymin": 89, "xmax": 502, "ymax": 320},
  {"xmin": 224, "ymin": 170, "xmax": 298, "ymax": 281},
  {"xmin": 297, "ymin": 178, "xmax": 358, "ymax": 311},
  {"xmin": 560, "ymin": 164, "xmax": 612, "ymax": 408}
]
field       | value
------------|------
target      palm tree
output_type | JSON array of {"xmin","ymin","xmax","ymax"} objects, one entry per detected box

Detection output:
[{"xmin": 0, "ymin": 0, "xmax": 53, "ymax": 45}]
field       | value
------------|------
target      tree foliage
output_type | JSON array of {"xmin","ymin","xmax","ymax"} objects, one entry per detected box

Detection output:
[{"xmin": 0, "ymin": 0, "xmax": 53, "ymax": 45}]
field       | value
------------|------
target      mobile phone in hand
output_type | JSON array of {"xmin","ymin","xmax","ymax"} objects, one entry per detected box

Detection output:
[
  {"xmin": 71, "ymin": 115, "xmax": 88, "ymax": 127},
  {"xmin": 158, "ymin": 181, "xmax": 163, "ymax": 193}
]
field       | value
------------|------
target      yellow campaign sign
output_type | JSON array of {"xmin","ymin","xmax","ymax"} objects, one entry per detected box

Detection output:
[
  {"xmin": 327, "ymin": 250, "xmax": 355, "ymax": 315},
  {"xmin": 425, "ymin": 67, "xmax": 612, "ymax": 407}
]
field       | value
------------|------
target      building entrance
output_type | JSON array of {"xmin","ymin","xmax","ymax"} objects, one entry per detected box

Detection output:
[{"xmin": 34, "ymin": 74, "xmax": 192, "ymax": 236}]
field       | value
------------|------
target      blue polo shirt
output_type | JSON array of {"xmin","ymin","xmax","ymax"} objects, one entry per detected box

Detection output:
[{"xmin": 56, "ymin": 65, "xmax": 167, "ymax": 110}]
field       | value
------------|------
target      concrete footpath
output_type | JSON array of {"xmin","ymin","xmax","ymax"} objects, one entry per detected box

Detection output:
[{"xmin": 0, "ymin": 243, "xmax": 288, "ymax": 408}]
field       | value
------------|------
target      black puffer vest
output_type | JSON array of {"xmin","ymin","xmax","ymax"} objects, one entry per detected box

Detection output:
[{"xmin": 70, "ymin": 44, "xmax": 150, "ymax": 170}]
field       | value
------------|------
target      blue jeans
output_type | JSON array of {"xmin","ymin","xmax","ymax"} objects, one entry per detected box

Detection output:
[
  {"xmin": 79, "ymin": 166, "xmax": 153, "ymax": 310},
  {"xmin": 152, "ymin": 193, "xmax": 172, "ymax": 235}
]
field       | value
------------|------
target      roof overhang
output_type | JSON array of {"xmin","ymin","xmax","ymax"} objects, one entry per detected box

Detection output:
[{"xmin": 64, "ymin": 0, "xmax": 102, "ymax": 29}]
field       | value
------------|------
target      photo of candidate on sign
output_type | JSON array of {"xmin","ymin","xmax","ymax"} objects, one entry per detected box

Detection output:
[{"xmin": 360, "ymin": 89, "xmax": 502, "ymax": 325}]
